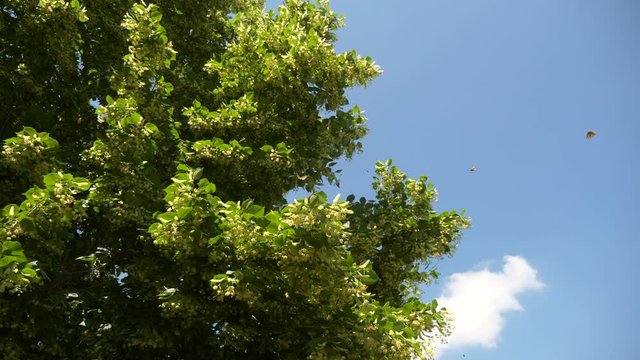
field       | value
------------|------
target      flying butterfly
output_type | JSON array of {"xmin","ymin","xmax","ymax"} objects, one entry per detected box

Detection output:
[{"xmin": 585, "ymin": 130, "xmax": 597, "ymax": 139}]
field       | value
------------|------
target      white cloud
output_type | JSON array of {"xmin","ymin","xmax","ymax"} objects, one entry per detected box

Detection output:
[{"xmin": 434, "ymin": 255, "xmax": 544, "ymax": 358}]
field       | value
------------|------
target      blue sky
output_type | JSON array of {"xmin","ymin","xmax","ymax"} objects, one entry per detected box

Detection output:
[{"xmin": 273, "ymin": 0, "xmax": 640, "ymax": 358}]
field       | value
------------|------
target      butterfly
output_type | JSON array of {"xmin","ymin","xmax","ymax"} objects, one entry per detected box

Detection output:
[{"xmin": 585, "ymin": 130, "xmax": 597, "ymax": 139}]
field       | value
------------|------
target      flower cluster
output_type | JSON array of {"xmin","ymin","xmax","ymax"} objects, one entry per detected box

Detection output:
[{"xmin": 0, "ymin": 172, "xmax": 90, "ymax": 293}]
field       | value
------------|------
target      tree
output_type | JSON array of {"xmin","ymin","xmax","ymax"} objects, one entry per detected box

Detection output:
[{"xmin": 0, "ymin": 0, "xmax": 469, "ymax": 358}]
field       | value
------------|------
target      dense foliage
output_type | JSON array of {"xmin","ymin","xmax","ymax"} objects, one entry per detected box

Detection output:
[{"xmin": 0, "ymin": 0, "xmax": 469, "ymax": 358}]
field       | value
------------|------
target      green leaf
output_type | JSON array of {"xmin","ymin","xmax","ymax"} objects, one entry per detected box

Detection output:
[
  {"xmin": 3, "ymin": 204, "xmax": 19, "ymax": 217},
  {"xmin": 157, "ymin": 212, "xmax": 177, "ymax": 224},
  {"xmin": 192, "ymin": 167, "xmax": 203, "ymax": 180},
  {"xmin": 144, "ymin": 123, "xmax": 159, "ymax": 134},
  {"xmin": 164, "ymin": 185, "xmax": 177, "ymax": 202},
  {"xmin": 42, "ymin": 136, "xmax": 59, "ymax": 149},
  {"xmin": 21, "ymin": 268, "xmax": 37, "ymax": 278},
  {"xmin": 157, "ymin": 287, "xmax": 177, "ymax": 300},
  {"xmin": 359, "ymin": 261, "xmax": 380, "ymax": 285},
  {"xmin": 148, "ymin": 222, "xmax": 162, "ymax": 235},
  {"xmin": 253, "ymin": 217, "xmax": 270, "ymax": 228},
  {"xmin": 22, "ymin": 127, "xmax": 37, "ymax": 136},
  {"xmin": 130, "ymin": 112, "xmax": 142, "ymax": 125},
  {"xmin": 309, "ymin": 191, "xmax": 327, "ymax": 205},
  {"xmin": 72, "ymin": 177, "xmax": 91, "ymax": 191},
  {"xmin": 76, "ymin": 254, "xmax": 96, "ymax": 262},
  {"xmin": 361, "ymin": 274, "xmax": 379, "ymax": 286},
  {"xmin": 245, "ymin": 204, "xmax": 264, "ymax": 217},
  {"xmin": 177, "ymin": 207, "xmax": 193, "ymax": 219},
  {"xmin": 0, "ymin": 255, "xmax": 21, "ymax": 268},
  {"xmin": 2, "ymin": 241, "xmax": 23, "ymax": 253},
  {"xmin": 209, "ymin": 235, "xmax": 222, "ymax": 245},
  {"xmin": 43, "ymin": 172, "xmax": 62, "ymax": 187},
  {"xmin": 264, "ymin": 211, "xmax": 280, "ymax": 231},
  {"xmin": 344, "ymin": 251, "xmax": 354, "ymax": 266},
  {"xmin": 306, "ymin": 236, "xmax": 326, "ymax": 249},
  {"xmin": 210, "ymin": 274, "xmax": 228, "ymax": 284},
  {"xmin": 172, "ymin": 173, "xmax": 190, "ymax": 183},
  {"xmin": 198, "ymin": 179, "xmax": 216, "ymax": 192},
  {"xmin": 307, "ymin": 28, "xmax": 319, "ymax": 47}
]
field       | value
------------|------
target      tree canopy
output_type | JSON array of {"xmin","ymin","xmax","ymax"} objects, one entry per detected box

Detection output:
[{"xmin": 0, "ymin": 0, "xmax": 469, "ymax": 358}]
